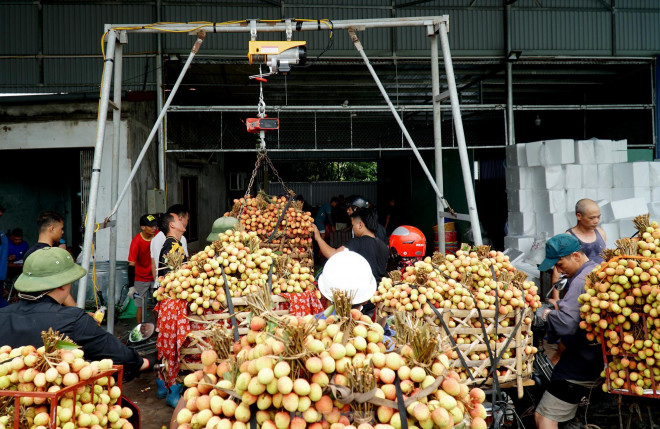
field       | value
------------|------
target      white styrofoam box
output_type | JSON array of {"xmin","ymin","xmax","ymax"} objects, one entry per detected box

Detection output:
[
  {"xmin": 652, "ymin": 187, "xmax": 660, "ymax": 202},
  {"xmin": 581, "ymin": 164, "xmax": 599, "ymax": 188},
  {"xmin": 534, "ymin": 190, "xmax": 566, "ymax": 213},
  {"xmin": 509, "ymin": 212, "xmax": 536, "ymax": 236},
  {"xmin": 525, "ymin": 141, "xmax": 545, "ymax": 167},
  {"xmin": 600, "ymin": 198, "xmax": 649, "ymax": 223},
  {"xmin": 597, "ymin": 164, "xmax": 614, "ymax": 188},
  {"xmin": 582, "ymin": 188, "xmax": 599, "ymax": 201},
  {"xmin": 541, "ymin": 139, "xmax": 575, "ymax": 165},
  {"xmin": 600, "ymin": 222, "xmax": 618, "ymax": 248},
  {"xmin": 504, "ymin": 235, "xmax": 535, "ymax": 255},
  {"xmin": 505, "ymin": 144, "xmax": 528, "ymax": 167},
  {"xmin": 506, "ymin": 167, "xmax": 534, "ymax": 189},
  {"xmin": 566, "ymin": 189, "xmax": 587, "ymax": 211},
  {"xmin": 593, "ymin": 139, "xmax": 615, "ymax": 164},
  {"xmin": 530, "ymin": 166, "xmax": 564, "ymax": 190},
  {"xmin": 612, "ymin": 188, "xmax": 634, "ymax": 200},
  {"xmin": 597, "ymin": 188, "xmax": 612, "ymax": 201},
  {"xmin": 564, "ymin": 164, "xmax": 582, "ymax": 189},
  {"xmin": 574, "ymin": 139, "xmax": 596, "ymax": 164},
  {"xmin": 618, "ymin": 218, "xmax": 637, "ymax": 238},
  {"xmin": 648, "ymin": 202, "xmax": 660, "ymax": 219},
  {"xmin": 633, "ymin": 187, "xmax": 651, "ymax": 203},
  {"xmin": 507, "ymin": 189, "xmax": 535, "ymax": 212},
  {"xmin": 613, "ymin": 139, "xmax": 628, "ymax": 163},
  {"xmin": 535, "ymin": 212, "xmax": 571, "ymax": 236},
  {"xmin": 650, "ymin": 161, "xmax": 660, "ymax": 188},
  {"xmin": 613, "ymin": 162, "xmax": 649, "ymax": 188}
]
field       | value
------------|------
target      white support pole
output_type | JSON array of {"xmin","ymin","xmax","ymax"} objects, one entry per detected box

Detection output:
[
  {"xmin": 106, "ymin": 31, "xmax": 206, "ymax": 222},
  {"xmin": 78, "ymin": 30, "xmax": 118, "ymax": 308},
  {"xmin": 438, "ymin": 22, "xmax": 483, "ymax": 245},
  {"xmin": 156, "ymin": 0, "xmax": 166, "ymax": 191},
  {"xmin": 107, "ymin": 39, "xmax": 123, "ymax": 334},
  {"xmin": 429, "ymin": 29, "xmax": 445, "ymax": 254},
  {"xmin": 348, "ymin": 29, "xmax": 450, "ymax": 210}
]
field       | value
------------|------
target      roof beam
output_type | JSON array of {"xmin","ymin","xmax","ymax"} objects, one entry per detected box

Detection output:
[{"xmin": 394, "ymin": 0, "xmax": 436, "ymax": 9}]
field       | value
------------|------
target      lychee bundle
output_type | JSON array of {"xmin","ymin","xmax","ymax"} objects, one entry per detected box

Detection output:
[
  {"xmin": 154, "ymin": 229, "xmax": 318, "ymax": 316},
  {"xmin": 174, "ymin": 292, "xmax": 488, "ymax": 429},
  {"xmin": 226, "ymin": 193, "xmax": 314, "ymax": 260},
  {"xmin": 372, "ymin": 246, "xmax": 539, "ymax": 386},
  {"xmin": 579, "ymin": 216, "xmax": 660, "ymax": 396},
  {"xmin": 0, "ymin": 329, "xmax": 129, "ymax": 429}
]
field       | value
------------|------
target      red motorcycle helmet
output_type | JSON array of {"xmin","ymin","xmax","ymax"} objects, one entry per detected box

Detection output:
[{"xmin": 389, "ymin": 225, "xmax": 426, "ymax": 258}]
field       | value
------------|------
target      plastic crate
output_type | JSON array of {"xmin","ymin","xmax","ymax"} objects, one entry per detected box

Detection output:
[{"xmin": 1, "ymin": 364, "xmax": 123, "ymax": 429}]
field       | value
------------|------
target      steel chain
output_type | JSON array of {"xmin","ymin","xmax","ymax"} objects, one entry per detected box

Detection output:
[
  {"xmin": 237, "ymin": 150, "xmax": 266, "ymax": 219},
  {"xmin": 263, "ymin": 152, "xmax": 291, "ymax": 195}
]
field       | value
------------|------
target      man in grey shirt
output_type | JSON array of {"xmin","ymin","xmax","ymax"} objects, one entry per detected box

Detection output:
[{"xmin": 535, "ymin": 234, "xmax": 602, "ymax": 429}]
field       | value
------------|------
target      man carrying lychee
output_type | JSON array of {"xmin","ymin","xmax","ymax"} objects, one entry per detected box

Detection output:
[{"xmin": 534, "ymin": 234, "xmax": 603, "ymax": 428}]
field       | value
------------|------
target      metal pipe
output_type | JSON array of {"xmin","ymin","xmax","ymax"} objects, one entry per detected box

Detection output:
[
  {"xmin": 168, "ymin": 103, "xmax": 652, "ymax": 112},
  {"xmin": 105, "ymin": 31, "xmax": 207, "ymax": 221},
  {"xmin": 110, "ymin": 16, "xmax": 448, "ymax": 33},
  {"xmin": 156, "ymin": 0, "xmax": 166, "ymax": 191},
  {"xmin": 438, "ymin": 21, "xmax": 483, "ymax": 245},
  {"xmin": 505, "ymin": 1, "xmax": 515, "ymax": 146},
  {"xmin": 163, "ymin": 145, "xmax": 523, "ymax": 152},
  {"xmin": 107, "ymin": 41, "xmax": 123, "ymax": 334},
  {"xmin": 506, "ymin": 62, "xmax": 514, "ymax": 145},
  {"xmin": 430, "ymin": 30, "xmax": 445, "ymax": 254},
  {"xmin": 348, "ymin": 29, "xmax": 449, "ymax": 210},
  {"xmin": 77, "ymin": 30, "xmax": 118, "ymax": 308}
]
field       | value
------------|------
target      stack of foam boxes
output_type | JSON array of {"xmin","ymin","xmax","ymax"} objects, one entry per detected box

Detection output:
[{"xmin": 505, "ymin": 138, "xmax": 659, "ymax": 254}]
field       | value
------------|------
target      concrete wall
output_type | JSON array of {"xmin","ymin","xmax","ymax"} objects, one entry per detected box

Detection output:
[
  {"xmin": 165, "ymin": 152, "xmax": 226, "ymax": 255},
  {"xmin": 0, "ymin": 100, "xmax": 157, "ymax": 262}
]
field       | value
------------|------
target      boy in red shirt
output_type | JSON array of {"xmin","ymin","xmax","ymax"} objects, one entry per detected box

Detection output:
[{"xmin": 128, "ymin": 214, "xmax": 158, "ymax": 324}]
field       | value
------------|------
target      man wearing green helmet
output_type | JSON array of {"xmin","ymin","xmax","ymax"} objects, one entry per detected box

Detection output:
[{"xmin": 0, "ymin": 247, "xmax": 152, "ymax": 381}]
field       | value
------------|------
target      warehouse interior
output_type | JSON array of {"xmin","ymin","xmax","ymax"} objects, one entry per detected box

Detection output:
[{"xmin": 1, "ymin": 0, "xmax": 658, "ymax": 256}]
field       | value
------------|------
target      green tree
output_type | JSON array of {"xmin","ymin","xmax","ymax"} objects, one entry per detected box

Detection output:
[{"xmin": 273, "ymin": 161, "xmax": 377, "ymax": 182}]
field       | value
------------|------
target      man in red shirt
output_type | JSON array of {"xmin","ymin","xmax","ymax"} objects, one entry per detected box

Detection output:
[{"xmin": 128, "ymin": 214, "xmax": 158, "ymax": 324}]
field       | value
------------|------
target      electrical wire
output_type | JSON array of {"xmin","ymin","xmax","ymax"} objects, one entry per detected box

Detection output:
[{"xmin": 293, "ymin": 19, "xmax": 334, "ymax": 69}]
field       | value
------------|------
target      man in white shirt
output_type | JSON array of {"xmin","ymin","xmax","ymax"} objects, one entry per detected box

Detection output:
[{"xmin": 150, "ymin": 204, "xmax": 189, "ymax": 284}]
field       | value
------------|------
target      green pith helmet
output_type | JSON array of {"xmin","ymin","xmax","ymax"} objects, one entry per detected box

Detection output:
[
  {"xmin": 206, "ymin": 216, "xmax": 239, "ymax": 242},
  {"xmin": 15, "ymin": 247, "xmax": 87, "ymax": 292}
]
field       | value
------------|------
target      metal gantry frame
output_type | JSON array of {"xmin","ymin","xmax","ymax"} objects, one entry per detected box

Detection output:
[{"xmin": 77, "ymin": 16, "xmax": 484, "ymax": 331}]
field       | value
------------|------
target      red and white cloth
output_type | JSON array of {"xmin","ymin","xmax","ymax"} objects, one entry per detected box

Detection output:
[
  {"xmin": 155, "ymin": 290, "xmax": 323, "ymax": 386},
  {"xmin": 155, "ymin": 300, "xmax": 190, "ymax": 387}
]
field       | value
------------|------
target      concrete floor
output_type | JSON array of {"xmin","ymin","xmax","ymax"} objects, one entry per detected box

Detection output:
[
  {"xmin": 113, "ymin": 317, "xmax": 175, "ymax": 429},
  {"xmin": 121, "ymin": 369, "xmax": 174, "ymax": 429}
]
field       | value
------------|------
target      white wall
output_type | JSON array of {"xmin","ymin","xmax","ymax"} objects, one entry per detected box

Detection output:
[{"xmin": 1, "ymin": 119, "xmax": 133, "ymax": 261}]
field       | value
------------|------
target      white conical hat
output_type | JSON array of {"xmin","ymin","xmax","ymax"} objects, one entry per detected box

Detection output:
[{"xmin": 318, "ymin": 249, "xmax": 377, "ymax": 305}]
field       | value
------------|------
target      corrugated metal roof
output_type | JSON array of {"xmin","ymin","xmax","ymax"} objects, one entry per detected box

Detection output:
[
  {"xmin": 1, "ymin": 4, "xmax": 39, "ymax": 55},
  {"xmin": 43, "ymin": 4, "xmax": 155, "ymax": 55},
  {"xmin": 1, "ymin": 59, "xmax": 39, "ymax": 87},
  {"xmin": 512, "ymin": 9, "xmax": 611, "ymax": 53},
  {"xmin": 42, "ymin": 57, "xmax": 155, "ymax": 92},
  {"xmin": 397, "ymin": 7, "xmax": 502, "ymax": 54},
  {"xmin": 284, "ymin": 6, "xmax": 391, "ymax": 55},
  {"xmin": 617, "ymin": 10, "xmax": 660, "ymax": 52}
]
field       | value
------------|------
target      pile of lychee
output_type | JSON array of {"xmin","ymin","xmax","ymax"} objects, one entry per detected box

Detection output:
[{"xmin": 175, "ymin": 310, "xmax": 488, "ymax": 429}]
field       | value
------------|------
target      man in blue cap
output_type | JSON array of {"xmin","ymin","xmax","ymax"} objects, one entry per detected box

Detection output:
[{"xmin": 534, "ymin": 234, "xmax": 603, "ymax": 429}]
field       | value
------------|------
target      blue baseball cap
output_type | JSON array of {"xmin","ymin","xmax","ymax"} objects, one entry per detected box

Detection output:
[{"xmin": 538, "ymin": 233, "xmax": 582, "ymax": 272}]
